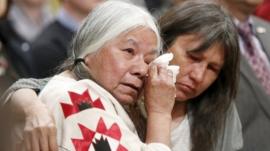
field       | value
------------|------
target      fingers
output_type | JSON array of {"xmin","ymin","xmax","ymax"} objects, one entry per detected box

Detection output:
[
  {"xmin": 158, "ymin": 66, "xmax": 173, "ymax": 80},
  {"xmin": 48, "ymin": 126, "xmax": 58, "ymax": 151},
  {"xmin": 149, "ymin": 64, "xmax": 174, "ymax": 83},
  {"xmin": 23, "ymin": 131, "xmax": 31, "ymax": 151},
  {"xmin": 144, "ymin": 64, "xmax": 176, "ymax": 114},
  {"xmin": 149, "ymin": 64, "xmax": 158, "ymax": 78},
  {"xmin": 39, "ymin": 127, "xmax": 49, "ymax": 151},
  {"xmin": 21, "ymin": 126, "xmax": 57, "ymax": 151},
  {"xmin": 20, "ymin": 103, "xmax": 57, "ymax": 151},
  {"xmin": 31, "ymin": 129, "xmax": 40, "ymax": 151},
  {"xmin": 22, "ymin": 130, "xmax": 37, "ymax": 151}
]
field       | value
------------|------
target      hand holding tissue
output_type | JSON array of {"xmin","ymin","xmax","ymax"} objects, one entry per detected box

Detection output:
[{"xmin": 151, "ymin": 53, "xmax": 180, "ymax": 83}]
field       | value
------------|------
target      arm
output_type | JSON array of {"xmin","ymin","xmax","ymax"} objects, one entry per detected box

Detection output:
[
  {"xmin": 144, "ymin": 65, "xmax": 176, "ymax": 147},
  {"xmin": 6, "ymin": 88, "xmax": 57, "ymax": 151},
  {"xmin": 1, "ymin": 78, "xmax": 58, "ymax": 151},
  {"xmin": 1, "ymin": 78, "xmax": 50, "ymax": 106}
]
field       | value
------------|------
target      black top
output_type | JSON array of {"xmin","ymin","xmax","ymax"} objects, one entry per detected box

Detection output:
[
  {"xmin": 0, "ymin": 19, "xmax": 74, "ymax": 78},
  {"xmin": 0, "ymin": 19, "xmax": 32, "ymax": 77},
  {"xmin": 29, "ymin": 20, "xmax": 74, "ymax": 78}
]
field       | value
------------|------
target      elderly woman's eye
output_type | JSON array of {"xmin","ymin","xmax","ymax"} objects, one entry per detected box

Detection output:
[
  {"xmin": 145, "ymin": 60, "xmax": 151, "ymax": 65},
  {"xmin": 123, "ymin": 48, "xmax": 134, "ymax": 54},
  {"xmin": 145, "ymin": 57, "xmax": 155, "ymax": 65}
]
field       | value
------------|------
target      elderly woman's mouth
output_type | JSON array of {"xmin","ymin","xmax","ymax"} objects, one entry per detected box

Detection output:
[{"xmin": 121, "ymin": 83, "xmax": 140, "ymax": 93}]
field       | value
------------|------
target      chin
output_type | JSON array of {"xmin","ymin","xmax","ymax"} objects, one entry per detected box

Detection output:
[
  {"xmin": 175, "ymin": 97, "xmax": 188, "ymax": 102},
  {"xmin": 175, "ymin": 92, "xmax": 190, "ymax": 102},
  {"xmin": 115, "ymin": 94, "xmax": 137, "ymax": 105}
]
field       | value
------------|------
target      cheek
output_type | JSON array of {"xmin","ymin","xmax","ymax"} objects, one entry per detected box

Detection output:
[
  {"xmin": 176, "ymin": 62, "xmax": 193, "ymax": 80},
  {"xmin": 199, "ymin": 73, "xmax": 218, "ymax": 92},
  {"xmin": 99, "ymin": 60, "xmax": 128, "ymax": 90}
]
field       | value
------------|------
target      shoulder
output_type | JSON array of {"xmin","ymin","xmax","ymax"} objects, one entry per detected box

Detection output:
[
  {"xmin": 215, "ymin": 103, "xmax": 243, "ymax": 151},
  {"xmin": 39, "ymin": 76, "xmax": 117, "ymax": 113},
  {"xmin": 43, "ymin": 20, "xmax": 74, "ymax": 35}
]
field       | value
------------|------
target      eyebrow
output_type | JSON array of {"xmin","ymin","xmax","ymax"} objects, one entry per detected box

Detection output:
[
  {"xmin": 188, "ymin": 51, "xmax": 223, "ymax": 69},
  {"xmin": 126, "ymin": 38, "xmax": 159, "ymax": 55},
  {"xmin": 209, "ymin": 62, "xmax": 222, "ymax": 70},
  {"xmin": 127, "ymin": 38, "xmax": 137, "ymax": 45}
]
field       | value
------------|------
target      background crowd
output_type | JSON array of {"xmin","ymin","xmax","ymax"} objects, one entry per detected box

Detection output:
[{"xmin": 0, "ymin": 0, "xmax": 270, "ymax": 151}]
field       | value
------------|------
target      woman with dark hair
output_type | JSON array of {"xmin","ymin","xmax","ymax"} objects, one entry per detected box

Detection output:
[
  {"xmin": 1, "ymin": 1, "xmax": 242, "ymax": 151},
  {"xmin": 159, "ymin": 1, "xmax": 242, "ymax": 151}
]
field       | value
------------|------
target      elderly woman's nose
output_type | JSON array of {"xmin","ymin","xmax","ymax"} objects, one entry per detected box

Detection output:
[{"xmin": 130, "ymin": 58, "xmax": 148, "ymax": 77}]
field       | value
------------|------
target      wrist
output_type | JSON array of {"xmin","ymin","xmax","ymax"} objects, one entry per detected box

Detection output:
[
  {"xmin": 147, "ymin": 109, "xmax": 172, "ymax": 117},
  {"xmin": 146, "ymin": 111, "xmax": 172, "ymax": 145},
  {"xmin": 147, "ymin": 111, "xmax": 172, "ymax": 121},
  {"xmin": 23, "ymin": 101, "xmax": 46, "ymax": 117}
]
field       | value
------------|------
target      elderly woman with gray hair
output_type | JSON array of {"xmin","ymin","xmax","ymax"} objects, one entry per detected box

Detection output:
[
  {"xmin": 1, "ymin": 1, "xmax": 244, "ymax": 151},
  {"xmin": 1, "ymin": 1, "xmax": 176, "ymax": 151}
]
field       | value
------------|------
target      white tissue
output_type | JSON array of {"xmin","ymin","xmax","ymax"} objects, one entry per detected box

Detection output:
[{"xmin": 151, "ymin": 53, "xmax": 180, "ymax": 83}]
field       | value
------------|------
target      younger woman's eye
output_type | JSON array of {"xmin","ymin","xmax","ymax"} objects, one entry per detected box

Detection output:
[
  {"xmin": 188, "ymin": 53, "xmax": 200, "ymax": 62},
  {"xmin": 208, "ymin": 65, "xmax": 220, "ymax": 74}
]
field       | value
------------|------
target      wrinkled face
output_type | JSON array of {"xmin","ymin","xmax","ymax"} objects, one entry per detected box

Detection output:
[
  {"xmin": 85, "ymin": 27, "xmax": 158, "ymax": 104},
  {"xmin": 169, "ymin": 34, "xmax": 224, "ymax": 101}
]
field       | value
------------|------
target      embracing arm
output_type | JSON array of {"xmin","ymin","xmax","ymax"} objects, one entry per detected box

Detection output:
[
  {"xmin": 1, "ymin": 78, "xmax": 58, "ymax": 151},
  {"xmin": 1, "ymin": 78, "xmax": 50, "ymax": 106}
]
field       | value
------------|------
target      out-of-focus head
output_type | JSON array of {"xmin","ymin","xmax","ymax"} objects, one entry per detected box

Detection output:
[
  {"xmin": 15, "ymin": 0, "xmax": 47, "ymax": 7},
  {"xmin": 71, "ymin": 1, "xmax": 161, "ymax": 104},
  {"xmin": 220, "ymin": 0, "xmax": 263, "ymax": 15},
  {"xmin": 65, "ymin": 0, "xmax": 104, "ymax": 17},
  {"xmin": 159, "ymin": 0, "xmax": 239, "ymax": 102},
  {"xmin": 0, "ymin": 0, "xmax": 7, "ymax": 17}
]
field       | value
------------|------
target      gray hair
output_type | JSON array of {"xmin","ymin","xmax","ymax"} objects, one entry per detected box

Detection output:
[{"xmin": 71, "ymin": 0, "xmax": 161, "ymax": 59}]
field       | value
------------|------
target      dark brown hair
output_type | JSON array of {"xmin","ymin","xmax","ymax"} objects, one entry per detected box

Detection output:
[{"xmin": 159, "ymin": 1, "xmax": 239, "ymax": 151}]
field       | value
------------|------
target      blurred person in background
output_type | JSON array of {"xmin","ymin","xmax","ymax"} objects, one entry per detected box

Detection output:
[
  {"xmin": 144, "ymin": 0, "xmax": 172, "ymax": 18},
  {"xmin": 0, "ymin": 0, "xmax": 17, "ymax": 96},
  {"xmin": 219, "ymin": 0, "xmax": 270, "ymax": 150},
  {"xmin": 7, "ymin": 0, "xmax": 53, "ymax": 41},
  {"xmin": 143, "ymin": 0, "xmax": 187, "ymax": 18},
  {"xmin": 0, "ymin": 0, "xmax": 53, "ymax": 77},
  {"xmin": 255, "ymin": 0, "xmax": 270, "ymax": 22},
  {"xmin": 25, "ymin": 0, "xmax": 104, "ymax": 78},
  {"xmin": 0, "ymin": 0, "xmax": 9, "ymax": 150},
  {"xmin": 0, "ymin": 0, "xmax": 7, "ymax": 16}
]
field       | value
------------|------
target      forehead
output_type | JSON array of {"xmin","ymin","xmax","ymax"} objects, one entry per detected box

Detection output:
[
  {"xmin": 113, "ymin": 27, "xmax": 159, "ymax": 53},
  {"xmin": 174, "ymin": 34, "xmax": 225, "ymax": 63}
]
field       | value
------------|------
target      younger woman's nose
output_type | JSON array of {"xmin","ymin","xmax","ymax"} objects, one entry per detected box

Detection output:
[{"xmin": 190, "ymin": 62, "xmax": 207, "ymax": 83}]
